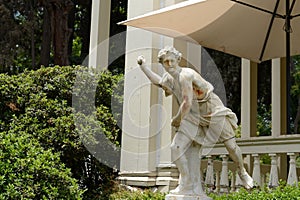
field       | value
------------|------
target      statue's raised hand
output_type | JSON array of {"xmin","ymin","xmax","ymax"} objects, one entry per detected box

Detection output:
[{"xmin": 137, "ymin": 55, "xmax": 146, "ymax": 66}]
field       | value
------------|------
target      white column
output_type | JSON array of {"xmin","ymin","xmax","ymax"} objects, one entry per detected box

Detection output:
[
  {"xmin": 120, "ymin": 0, "xmax": 160, "ymax": 187},
  {"xmin": 120, "ymin": 0, "xmax": 190, "ymax": 189},
  {"xmin": 272, "ymin": 58, "xmax": 287, "ymax": 136},
  {"xmin": 271, "ymin": 58, "xmax": 288, "ymax": 181},
  {"xmin": 89, "ymin": 0, "xmax": 111, "ymax": 69},
  {"xmin": 241, "ymin": 59, "xmax": 257, "ymax": 139},
  {"xmin": 241, "ymin": 59, "xmax": 257, "ymax": 174}
]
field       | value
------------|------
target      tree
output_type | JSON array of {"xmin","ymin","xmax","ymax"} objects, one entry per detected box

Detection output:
[
  {"xmin": 0, "ymin": 0, "xmax": 128, "ymax": 73},
  {"xmin": 39, "ymin": 0, "xmax": 74, "ymax": 66},
  {"xmin": 0, "ymin": 0, "xmax": 40, "ymax": 72}
]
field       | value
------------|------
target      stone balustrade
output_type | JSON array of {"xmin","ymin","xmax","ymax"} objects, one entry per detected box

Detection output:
[{"xmin": 200, "ymin": 134, "xmax": 300, "ymax": 193}]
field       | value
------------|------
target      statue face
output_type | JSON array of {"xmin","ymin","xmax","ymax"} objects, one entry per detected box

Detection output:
[{"xmin": 162, "ymin": 53, "xmax": 178, "ymax": 72}]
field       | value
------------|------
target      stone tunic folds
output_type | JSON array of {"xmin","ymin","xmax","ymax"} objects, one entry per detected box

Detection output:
[{"xmin": 159, "ymin": 71, "xmax": 238, "ymax": 145}]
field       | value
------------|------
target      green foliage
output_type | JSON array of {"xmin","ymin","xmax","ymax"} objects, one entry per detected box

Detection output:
[
  {"xmin": 0, "ymin": 65, "xmax": 123, "ymax": 199},
  {"xmin": 0, "ymin": 129, "xmax": 84, "ymax": 199},
  {"xmin": 292, "ymin": 55, "xmax": 300, "ymax": 133},
  {"xmin": 256, "ymin": 103, "xmax": 272, "ymax": 136},
  {"xmin": 110, "ymin": 183, "xmax": 300, "ymax": 200},
  {"xmin": 234, "ymin": 125, "xmax": 241, "ymax": 138},
  {"xmin": 109, "ymin": 189, "xmax": 166, "ymax": 200},
  {"xmin": 292, "ymin": 64, "xmax": 300, "ymax": 98},
  {"xmin": 210, "ymin": 182, "xmax": 300, "ymax": 200}
]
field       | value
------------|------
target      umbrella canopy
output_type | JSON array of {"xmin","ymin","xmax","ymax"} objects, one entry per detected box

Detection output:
[{"xmin": 120, "ymin": 0, "xmax": 300, "ymax": 63}]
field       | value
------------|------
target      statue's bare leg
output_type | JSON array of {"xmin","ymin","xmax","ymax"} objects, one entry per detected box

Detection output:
[
  {"xmin": 169, "ymin": 132, "xmax": 212, "ymax": 199},
  {"xmin": 208, "ymin": 117, "xmax": 254, "ymax": 189},
  {"xmin": 188, "ymin": 142, "xmax": 202, "ymax": 194},
  {"xmin": 188, "ymin": 142, "xmax": 212, "ymax": 200},
  {"xmin": 224, "ymin": 138, "xmax": 254, "ymax": 189},
  {"xmin": 170, "ymin": 132, "xmax": 193, "ymax": 195}
]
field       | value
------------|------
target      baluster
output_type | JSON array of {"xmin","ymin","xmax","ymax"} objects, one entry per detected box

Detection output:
[
  {"xmin": 230, "ymin": 173, "xmax": 235, "ymax": 192},
  {"xmin": 215, "ymin": 170, "xmax": 220, "ymax": 193},
  {"xmin": 235, "ymin": 171, "xmax": 243, "ymax": 191},
  {"xmin": 268, "ymin": 153, "xmax": 279, "ymax": 188},
  {"xmin": 287, "ymin": 153, "xmax": 298, "ymax": 186},
  {"xmin": 205, "ymin": 156, "xmax": 215, "ymax": 192},
  {"xmin": 261, "ymin": 174, "xmax": 266, "ymax": 188},
  {"xmin": 219, "ymin": 155, "xmax": 229, "ymax": 193},
  {"xmin": 201, "ymin": 168, "xmax": 205, "ymax": 192},
  {"xmin": 252, "ymin": 154, "xmax": 262, "ymax": 187}
]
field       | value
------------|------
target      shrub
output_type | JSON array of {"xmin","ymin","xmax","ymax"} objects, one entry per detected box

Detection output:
[
  {"xmin": 0, "ymin": 66, "xmax": 123, "ymax": 199},
  {"xmin": 210, "ymin": 182, "xmax": 300, "ymax": 200},
  {"xmin": 109, "ymin": 189, "xmax": 166, "ymax": 200},
  {"xmin": 0, "ymin": 129, "xmax": 84, "ymax": 199},
  {"xmin": 109, "ymin": 182, "xmax": 300, "ymax": 200}
]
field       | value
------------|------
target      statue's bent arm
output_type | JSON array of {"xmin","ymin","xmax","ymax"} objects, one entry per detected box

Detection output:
[{"xmin": 172, "ymin": 72, "xmax": 193, "ymax": 126}]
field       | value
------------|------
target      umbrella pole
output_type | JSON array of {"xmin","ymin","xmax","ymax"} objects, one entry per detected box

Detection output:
[{"xmin": 286, "ymin": 0, "xmax": 292, "ymax": 134}]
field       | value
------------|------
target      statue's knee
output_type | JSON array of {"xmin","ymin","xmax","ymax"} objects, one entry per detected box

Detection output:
[
  {"xmin": 170, "ymin": 142, "xmax": 181, "ymax": 152},
  {"xmin": 226, "ymin": 141, "xmax": 238, "ymax": 154}
]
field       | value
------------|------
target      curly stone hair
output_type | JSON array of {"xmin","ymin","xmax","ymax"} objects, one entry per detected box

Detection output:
[{"xmin": 157, "ymin": 46, "xmax": 182, "ymax": 64}]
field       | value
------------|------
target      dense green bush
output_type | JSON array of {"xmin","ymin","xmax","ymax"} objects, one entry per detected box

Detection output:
[
  {"xmin": 0, "ymin": 66, "xmax": 123, "ymax": 199},
  {"xmin": 211, "ymin": 182, "xmax": 300, "ymax": 200},
  {"xmin": 0, "ymin": 129, "xmax": 84, "ymax": 199},
  {"xmin": 109, "ymin": 189, "xmax": 166, "ymax": 200},
  {"xmin": 109, "ymin": 183, "xmax": 300, "ymax": 200}
]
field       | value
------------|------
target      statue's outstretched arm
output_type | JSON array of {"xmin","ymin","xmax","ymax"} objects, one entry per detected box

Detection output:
[{"xmin": 137, "ymin": 55, "xmax": 161, "ymax": 86}]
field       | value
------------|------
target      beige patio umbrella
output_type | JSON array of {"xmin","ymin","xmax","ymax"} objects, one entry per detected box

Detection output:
[
  {"xmin": 120, "ymin": 0, "xmax": 300, "ymax": 63},
  {"xmin": 119, "ymin": 0, "xmax": 300, "ymax": 133}
]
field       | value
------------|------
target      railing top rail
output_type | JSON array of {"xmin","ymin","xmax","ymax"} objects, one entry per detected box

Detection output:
[{"xmin": 203, "ymin": 134, "xmax": 300, "ymax": 155}]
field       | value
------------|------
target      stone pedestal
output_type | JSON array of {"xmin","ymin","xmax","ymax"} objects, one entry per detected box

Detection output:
[{"xmin": 165, "ymin": 194, "xmax": 212, "ymax": 200}]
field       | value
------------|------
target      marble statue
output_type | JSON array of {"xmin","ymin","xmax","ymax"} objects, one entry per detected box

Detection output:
[{"xmin": 137, "ymin": 46, "xmax": 253, "ymax": 199}]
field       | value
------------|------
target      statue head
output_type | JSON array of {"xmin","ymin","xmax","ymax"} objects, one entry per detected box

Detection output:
[{"xmin": 158, "ymin": 46, "xmax": 182, "ymax": 64}]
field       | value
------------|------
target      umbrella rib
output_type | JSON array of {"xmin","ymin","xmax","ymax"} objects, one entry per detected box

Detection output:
[
  {"xmin": 288, "ymin": 0, "xmax": 300, "ymax": 19},
  {"xmin": 293, "ymin": 13, "xmax": 300, "ymax": 18},
  {"xmin": 289, "ymin": 0, "xmax": 296, "ymax": 16},
  {"xmin": 230, "ymin": 0, "xmax": 284, "ymax": 19},
  {"xmin": 259, "ymin": 0, "xmax": 280, "ymax": 61}
]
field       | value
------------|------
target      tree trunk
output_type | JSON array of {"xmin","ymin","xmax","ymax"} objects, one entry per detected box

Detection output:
[
  {"xmin": 67, "ymin": 4, "xmax": 76, "ymax": 60},
  {"xmin": 40, "ymin": 7, "xmax": 51, "ymax": 67},
  {"xmin": 40, "ymin": 0, "xmax": 74, "ymax": 66},
  {"xmin": 51, "ymin": 0, "xmax": 73, "ymax": 66}
]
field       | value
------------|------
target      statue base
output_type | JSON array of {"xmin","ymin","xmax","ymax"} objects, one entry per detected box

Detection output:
[{"xmin": 165, "ymin": 194, "xmax": 212, "ymax": 200}]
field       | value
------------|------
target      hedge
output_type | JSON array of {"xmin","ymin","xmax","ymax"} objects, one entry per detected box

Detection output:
[{"xmin": 0, "ymin": 66, "xmax": 123, "ymax": 199}]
